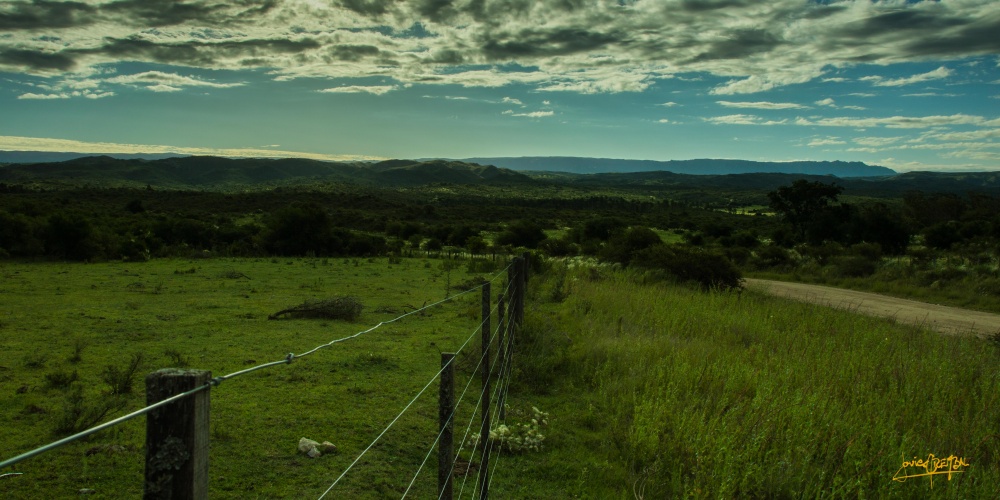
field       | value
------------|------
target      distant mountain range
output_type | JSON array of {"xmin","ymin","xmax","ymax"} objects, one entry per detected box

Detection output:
[
  {"xmin": 2, "ymin": 153, "xmax": 1000, "ymax": 195},
  {"xmin": 459, "ymin": 157, "xmax": 896, "ymax": 177},
  {"xmin": 3, "ymin": 151, "xmax": 895, "ymax": 177},
  {"xmin": 0, "ymin": 155, "xmax": 530, "ymax": 189},
  {"xmin": 0, "ymin": 151, "xmax": 185, "ymax": 164}
]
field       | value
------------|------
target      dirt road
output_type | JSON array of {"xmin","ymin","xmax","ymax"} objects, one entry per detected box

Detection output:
[{"xmin": 745, "ymin": 278, "xmax": 1000, "ymax": 337}]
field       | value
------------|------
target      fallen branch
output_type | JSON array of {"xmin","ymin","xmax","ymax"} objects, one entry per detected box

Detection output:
[{"xmin": 268, "ymin": 297, "xmax": 363, "ymax": 321}]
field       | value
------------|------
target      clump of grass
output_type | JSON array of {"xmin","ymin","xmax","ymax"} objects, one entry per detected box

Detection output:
[
  {"xmin": 44, "ymin": 369, "xmax": 79, "ymax": 389},
  {"xmin": 67, "ymin": 337, "xmax": 87, "ymax": 364},
  {"xmin": 164, "ymin": 348, "xmax": 189, "ymax": 368},
  {"xmin": 23, "ymin": 352, "xmax": 47, "ymax": 369},
  {"xmin": 100, "ymin": 352, "xmax": 144, "ymax": 395},
  {"xmin": 267, "ymin": 296, "xmax": 363, "ymax": 321}
]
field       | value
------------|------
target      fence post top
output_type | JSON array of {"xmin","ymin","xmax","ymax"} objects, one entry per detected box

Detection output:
[{"xmin": 146, "ymin": 368, "xmax": 211, "ymax": 380}]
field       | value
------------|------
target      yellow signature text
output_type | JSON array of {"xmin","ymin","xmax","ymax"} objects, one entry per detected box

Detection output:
[{"xmin": 892, "ymin": 454, "xmax": 969, "ymax": 488}]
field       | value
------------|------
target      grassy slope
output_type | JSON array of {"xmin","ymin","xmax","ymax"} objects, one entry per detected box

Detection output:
[
  {"xmin": 524, "ymin": 264, "xmax": 1000, "ymax": 498},
  {"xmin": 3, "ymin": 258, "xmax": 999, "ymax": 498}
]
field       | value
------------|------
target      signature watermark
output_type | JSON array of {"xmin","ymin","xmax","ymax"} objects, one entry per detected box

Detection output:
[{"xmin": 892, "ymin": 454, "xmax": 969, "ymax": 488}]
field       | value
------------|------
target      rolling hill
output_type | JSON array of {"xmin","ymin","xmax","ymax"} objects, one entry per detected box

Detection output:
[
  {"xmin": 460, "ymin": 156, "xmax": 896, "ymax": 177},
  {"xmin": 0, "ymin": 156, "xmax": 534, "ymax": 189}
]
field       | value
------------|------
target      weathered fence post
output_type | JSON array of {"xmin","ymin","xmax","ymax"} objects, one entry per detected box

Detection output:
[
  {"xmin": 479, "ymin": 281, "xmax": 491, "ymax": 499},
  {"xmin": 439, "ymin": 353, "xmax": 455, "ymax": 500},
  {"xmin": 145, "ymin": 368, "xmax": 210, "ymax": 500}
]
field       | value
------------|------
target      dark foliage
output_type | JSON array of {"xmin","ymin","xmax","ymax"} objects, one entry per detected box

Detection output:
[{"xmin": 631, "ymin": 244, "xmax": 743, "ymax": 290}]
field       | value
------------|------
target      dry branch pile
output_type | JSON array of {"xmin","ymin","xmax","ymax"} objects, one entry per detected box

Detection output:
[{"xmin": 268, "ymin": 297, "xmax": 363, "ymax": 321}]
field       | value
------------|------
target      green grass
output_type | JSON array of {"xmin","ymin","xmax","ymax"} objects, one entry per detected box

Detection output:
[
  {"xmin": 3, "ymin": 258, "xmax": 999, "ymax": 498},
  {"xmin": 521, "ymin": 264, "xmax": 1000, "ymax": 498},
  {"xmin": 0, "ymin": 257, "xmax": 516, "ymax": 498}
]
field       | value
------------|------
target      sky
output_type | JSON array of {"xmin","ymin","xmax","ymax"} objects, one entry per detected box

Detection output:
[{"xmin": 1, "ymin": 0, "xmax": 999, "ymax": 172}]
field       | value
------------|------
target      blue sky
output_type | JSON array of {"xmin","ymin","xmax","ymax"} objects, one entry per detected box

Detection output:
[{"xmin": 1, "ymin": 0, "xmax": 998, "ymax": 171}]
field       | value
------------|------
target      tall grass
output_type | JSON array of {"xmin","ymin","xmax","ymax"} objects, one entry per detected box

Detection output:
[{"xmin": 522, "ymin": 264, "xmax": 1000, "ymax": 497}]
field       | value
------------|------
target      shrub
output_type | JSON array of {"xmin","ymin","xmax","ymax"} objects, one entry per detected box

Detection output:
[
  {"xmin": 599, "ymin": 227, "xmax": 663, "ymax": 265},
  {"xmin": 753, "ymin": 245, "xmax": 792, "ymax": 269},
  {"xmin": 831, "ymin": 255, "xmax": 876, "ymax": 278},
  {"xmin": 631, "ymin": 244, "xmax": 743, "ymax": 291},
  {"xmin": 101, "ymin": 353, "xmax": 144, "ymax": 395},
  {"xmin": 53, "ymin": 384, "xmax": 127, "ymax": 436}
]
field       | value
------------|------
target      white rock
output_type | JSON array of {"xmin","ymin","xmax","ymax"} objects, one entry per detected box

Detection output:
[
  {"xmin": 319, "ymin": 441, "xmax": 337, "ymax": 453},
  {"xmin": 298, "ymin": 437, "xmax": 320, "ymax": 456}
]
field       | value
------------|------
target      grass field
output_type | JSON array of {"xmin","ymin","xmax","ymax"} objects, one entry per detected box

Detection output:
[
  {"xmin": 3, "ymin": 257, "xmax": 999, "ymax": 498},
  {"xmin": 0, "ymin": 257, "xmax": 551, "ymax": 498}
]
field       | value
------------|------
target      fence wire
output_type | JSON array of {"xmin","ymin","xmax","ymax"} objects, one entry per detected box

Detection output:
[{"xmin": 0, "ymin": 260, "xmax": 515, "ymax": 472}]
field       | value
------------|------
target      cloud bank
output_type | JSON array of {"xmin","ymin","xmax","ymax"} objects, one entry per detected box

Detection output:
[{"xmin": 0, "ymin": 0, "xmax": 997, "ymax": 95}]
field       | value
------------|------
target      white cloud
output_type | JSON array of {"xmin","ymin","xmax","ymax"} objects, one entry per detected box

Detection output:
[
  {"xmin": 502, "ymin": 97, "xmax": 523, "ymax": 106},
  {"xmin": 795, "ymin": 114, "xmax": 988, "ymax": 129},
  {"xmin": 18, "ymin": 92, "xmax": 70, "ymax": 100},
  {"xmin": 717, "ymin": 101, "xmax": 807, "ymax": 110},
  {"xmin": 147, "ymin": 84, "xmax": 181, "ymax": 92},
  {"xmin": 903, "ymin": 92, "xmax": 961, "ymax": 97},
  {"xmin": 705, "ymin": 114, "xmax": 786, "ymax": 126},
  {"xmin": 808, "ymin": 138, "xmax": 847, "ymax": 147},
  {"xmin": 318, "ymin": 85, "xmax": 397, "ymax": 95},
  {"xmin": 854, "ymin": 137, "xmax": 903, "ymax": 147},
  {"xmin": 869, "ymin": 66, "xmax": 952, "ymax": 87},
  {"xmin": 0, "ymin": 135, "xmax": 385, "ymax": 161},
  {"xmin": 815, "ymin": 98, "xmax": 836, "ymax": 107},
  {"xmin": 504, "ymin": 110, "xmax": 554, "ymax": 118},
  {"xmin": 657, "ymin": 119, "xmax": 671, "ymax": 124},
  {"xmin": 711, "ymin": 76, "xmax": 779, "ymax": 96},
  {"xmin": 658, "ymin": 102, "xmax": 678, "ymax": 107},
  {"xmin": 107, "ymin": 71, "xmax": 243, "ymax": 89}
]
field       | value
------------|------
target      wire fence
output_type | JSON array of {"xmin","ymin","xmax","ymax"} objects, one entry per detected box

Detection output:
[{"xmin": 1, "ymin": 254, "xmax": 530, "ymax": 499}]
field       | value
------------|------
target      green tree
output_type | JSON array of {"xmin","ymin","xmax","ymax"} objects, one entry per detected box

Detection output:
[
  {"xmin": 262, "ymin": 202, "xmax": 337, "ymax": 256},
  {"xmin": 496, "ymin": 220, "xmax": 547, "ymax": 249},
  {"xmin": 767, "ymin": 180, "xmax": 844, "ymax": 242}
]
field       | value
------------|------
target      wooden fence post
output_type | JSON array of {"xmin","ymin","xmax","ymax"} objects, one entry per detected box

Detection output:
[
  {"xmin": 479, "ymin": 281, "xmax": 491, "ymax": 500},
  {"xmin": 145, "ymin": 368, "xmax": 210, "ymax": 500},
  {"xmin": 439, "ymin": 353, "xmax": 455, "ymax": 500}
]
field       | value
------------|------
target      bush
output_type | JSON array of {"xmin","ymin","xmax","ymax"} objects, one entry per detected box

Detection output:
[
  {"xmin": 599, "ymin": 227, "xmax": 662, "ymax": 265},
  {"xmin": 831, "ymin": 255, "xmax": 877, "ymax": 278},
  {"xmin": 631, "ymin": 244, "xmax": 743, "ymax": 290},
  {"xmin": 53, "ymin": 383, "xmax": 127, "ymax": 436},
  {"xmin": 753, "ymin": 245, "xmax": 792, "ymax": 269},
  {"xmin": 101, "ymin": 353, "xmax": 144, "ymax": 395}
]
